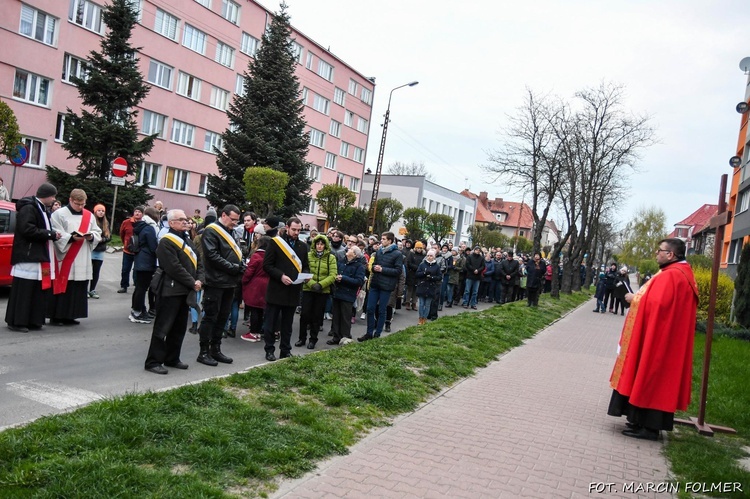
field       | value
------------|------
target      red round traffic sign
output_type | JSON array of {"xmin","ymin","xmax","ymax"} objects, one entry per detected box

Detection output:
[{"xmin": 112, "ymin": 156, "xmax": 128, "ymax": 177}]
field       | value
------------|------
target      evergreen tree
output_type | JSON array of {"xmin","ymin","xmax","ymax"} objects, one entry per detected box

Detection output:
[
  {"xmin": 48, "ymin": 0, "xmax": 153, "ymax": 222},
  {"xmin": 209, "ymin": 3, "xmax": 311, "ymax": 217},
  {"xmin": 734, "ymin": 242, "xmax": 750, "ymax": 328}
]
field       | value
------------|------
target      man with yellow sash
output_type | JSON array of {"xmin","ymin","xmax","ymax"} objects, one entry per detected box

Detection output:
[
  {"xmin": 262, "ymin": 217, "xmax": 310, "ymax": 361},
  {"xmin": 608, "ymin": 238, "xmax": 699, "ymax": 440},
  {"xmin": 197, "ymin": 205, "xmax": 244, "ymax": 366},
  {"xmin": 144, "ymin": 210, "xmax": 204, "ymax": 374}
]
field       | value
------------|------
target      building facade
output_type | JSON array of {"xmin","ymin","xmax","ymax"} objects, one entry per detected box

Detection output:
[
  {"xmin": 360, "ymin": 174, "xmax": 477, "ymax": 245},
  {"xmin": 0, "ymin": 0, "xmax": 373, "ymax": 227}
]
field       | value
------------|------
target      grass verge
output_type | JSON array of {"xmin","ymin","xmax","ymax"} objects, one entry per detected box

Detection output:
[
  {"xmin": 665, "ymin": 333, "xmax": 750, "ymax": 498},
  {"xmin": 0, "ymin": 292, "xmax": 589, "ymax": 498}
]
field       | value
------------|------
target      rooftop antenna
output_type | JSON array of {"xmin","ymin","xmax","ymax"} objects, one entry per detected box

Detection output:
[{"xmin": 740, "ymin": 57, "xmax": 750, "ymax": 74}]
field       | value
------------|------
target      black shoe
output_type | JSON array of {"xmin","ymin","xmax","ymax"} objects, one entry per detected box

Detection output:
[
  {"xmin": 196, "ymin": 352, "xmax": 218, "ymax": 367},
  {"xmin": 7, "ymin": 325, "xmax": 29, "ymax": 333},
  {"xmin": 326, "ymin": 339, "xmax": 338, "ymax": 345},
  {"xmin": 470, "ymin": 306, "xmax": 477, "ymax": 309},
  {"xmin": 117, "ymin": 288, "xmax": 127, "ymax": 293},
  {"xmin": 445, "ymin": 303, "xmax": 452, "ymax": 308},
  {"xmin": 164, "ymin": 361, "xmax": 188, "ymax": 370},
  {"xmin": 280, "ymin": 352, "xmax": 293, "ymax": 359},
  {"xmin": 327, "ymin": 330, "xmax": 333, "ymax": 336},
  {"xmin": 307, "ymin": 340, "xmax": 316, "ymax": 349},
  {"xmin": 622, "ymin": 427, "xmax": 659, "ymax": 441},
  {"xmin": 210, "ymin": 348, "xmax": 233, "ymax": 364},
  {"xmin": 384, "ymin": 322, "xmax": 391, "ymax": 333},
  {"xmin": 265, "ymin": 352, "xmax": 277, "ymax": 362},
  {"xmin": 357, "ymin": 334, "xmax": 372, "ymax": 342},
  {"xmin": 146, "ymin": 365, "xmax": 168, "ymax": 375},
  {"xmin": 226, "ymin": 328, "xmax": 236, "ymax": 338},
  {"xmin": 625, "ymin": 422, "xmax": 641, "ymax": 430},
  {"xmin": 294, "ymin": 340, "xmax": 306, "ymax": 347}
]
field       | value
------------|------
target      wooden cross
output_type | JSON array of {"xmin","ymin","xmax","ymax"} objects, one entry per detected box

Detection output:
[{"xmin": 675, "ymin": 173, "xmax": 736, "ymax": 436}]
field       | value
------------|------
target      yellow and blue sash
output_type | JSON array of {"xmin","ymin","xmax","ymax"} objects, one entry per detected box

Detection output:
[
  {"xmin": 206, "ymin": 223, "xmax": 242, "ymax": 262},
  {"xmin": 272, "ymin": 235, "xmax": 302, "ymax": 273},
  {"xmin": 162, "ymin": 232, "xmax": 197, "ymax": 269}
]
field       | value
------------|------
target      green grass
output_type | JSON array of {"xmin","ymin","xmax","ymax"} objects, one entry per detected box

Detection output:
[
  {"xmin": 0, "ymin": 292, "xmax": 590, "ymax": 498},
  {"xmin": 665, "ymin": 333, "xmax": 750, "ymax": 498}
]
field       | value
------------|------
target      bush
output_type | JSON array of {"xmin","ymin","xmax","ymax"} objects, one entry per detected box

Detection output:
[
  {"xmin": 687, "ymin": 254, "xmax": 713, "ymax": 270},
  {"xmin": 693, "ymin": 267, "xmax": 734, "ymax": 325}
]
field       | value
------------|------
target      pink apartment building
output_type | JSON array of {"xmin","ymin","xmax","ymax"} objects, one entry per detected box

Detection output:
[{"xmin": 0, "ymin": 0, "xmax": 374, "ymax": 229}]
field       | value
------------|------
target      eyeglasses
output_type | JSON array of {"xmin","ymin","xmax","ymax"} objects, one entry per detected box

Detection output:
[
  {"xmin": 229, "ymin": 217, "xmax": 240, "ymax": 222},
  {"xmin": 656, "ymin": 248, "xmax": 671, "ymax": 253},
  {"xmin": 173, "ymin": 217, "xmax": 189, "ymax": 222}
]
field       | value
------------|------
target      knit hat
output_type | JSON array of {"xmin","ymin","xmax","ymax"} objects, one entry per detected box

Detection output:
[
  {"xmin": 93, "ymin": 203, "xmax": 106, "ymax": 213},
  {"xmin": 620, "ymin": 266, "xmax": 628, "ymax": 273},
  {"xmin": 205, "ymin": 207, "xmax": 217, "ymax": 219},
  {"xmin": 264, "ymin": 215, "xmax": 283, "ymax": 230},
  {"xmin": 414, "ymin": 241, "xmax": 424, "ymax": 249},
  {"xmin": 36, "ymin": 183, "xmax": 57, "ymax": 198},
  {"xmin": 253, "ymin": 224, "xmax": 266, "ymax": 235}
]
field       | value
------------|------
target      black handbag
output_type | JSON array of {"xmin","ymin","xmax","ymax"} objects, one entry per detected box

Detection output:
[{"xmin": 150, "ymin": 268, "xmax": 165, "ymax": 295}]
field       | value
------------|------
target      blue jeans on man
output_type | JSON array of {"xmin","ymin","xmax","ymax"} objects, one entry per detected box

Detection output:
[
  {"xmin": 462, "ymin": 279, "xmax": 480, "ymax": 307},
  {"xmin": 366, "ymin": 287, "xmax": 391, "ymax": 338},
  {"xmin": 120, "ymin": 252, "xmax": 134, "ymax": 290}
]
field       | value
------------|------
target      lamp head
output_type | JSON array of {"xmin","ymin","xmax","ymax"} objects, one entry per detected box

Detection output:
[{"xmin": 408, "ymin": 81, "xmax": 419, "ymax": 87}]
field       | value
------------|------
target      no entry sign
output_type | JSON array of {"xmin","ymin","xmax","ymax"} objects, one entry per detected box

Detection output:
[{"xmin": 112, "ymin": 157, "xmax": 128, "ymax": 177}]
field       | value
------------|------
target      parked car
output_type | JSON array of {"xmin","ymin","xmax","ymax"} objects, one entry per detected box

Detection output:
[{"xmin": 0, "ymin": 201, "xmax": 16, "ymax": 286}]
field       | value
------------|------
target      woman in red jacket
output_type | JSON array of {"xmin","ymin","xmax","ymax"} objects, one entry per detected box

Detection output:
[{"xmin": 240, "ymin": 236, "xmax": 271, "ymax": 342}]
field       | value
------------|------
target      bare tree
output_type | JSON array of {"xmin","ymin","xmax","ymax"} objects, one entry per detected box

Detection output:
[
  {"xmin": 386, "ymin": 161, "xmax": 434, "ymax": 181},
  {"xmin": 484, "ymin": 88, "xmax": 566, "ymax": 256}
]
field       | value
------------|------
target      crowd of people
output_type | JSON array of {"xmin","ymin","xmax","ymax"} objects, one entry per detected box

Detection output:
[{"xmin": 4, "ymin": 183, "xmax": 565, "ymax": 375}]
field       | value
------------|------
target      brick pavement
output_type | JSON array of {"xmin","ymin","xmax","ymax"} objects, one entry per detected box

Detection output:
[{"xmin": 273, "ymin": 299, "xmax": 674, "ymax": 498}]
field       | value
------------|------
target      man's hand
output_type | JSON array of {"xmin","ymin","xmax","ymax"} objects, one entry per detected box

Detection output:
[
  {"xmin": 71, "ymin": 234, "xmax": 83, "ymax": 242},
  {"xmin": 373, "ymin": 265, "xmax": 382, "ymax": 273},
  {"xmin": 84, "ymin": 234, "xmax": 94, "ymax": 241},
  {"xmin": 281, "ymin": 274, "xmax": 292, "ymax": 285},
  {"xmin": 625, "ymin": 292, "xmax": 634, "ymax": 304},
  {"xmin": 194, "ymin": 280, "xmax": 202, "ymax": 291}
]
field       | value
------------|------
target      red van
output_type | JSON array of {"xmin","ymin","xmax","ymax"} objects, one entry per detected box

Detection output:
[{"xmin": 0, "ymin": 201, "xmax": 17, "ymax": 286}]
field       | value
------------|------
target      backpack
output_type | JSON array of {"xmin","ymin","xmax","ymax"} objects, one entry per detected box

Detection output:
[{"xmin": 127, "ymin": 233, "xmax": 141, "ymax": 254}]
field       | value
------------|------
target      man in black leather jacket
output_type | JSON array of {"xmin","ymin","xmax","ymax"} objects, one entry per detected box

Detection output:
[{"xmin": 197, "ymin": 205, "xmax": 244, "ymax": 366}]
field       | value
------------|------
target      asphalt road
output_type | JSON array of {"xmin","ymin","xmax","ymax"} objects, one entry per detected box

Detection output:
[{"xmin": 0, "ymin": 252, "xmax": 486, "ymax": 430}]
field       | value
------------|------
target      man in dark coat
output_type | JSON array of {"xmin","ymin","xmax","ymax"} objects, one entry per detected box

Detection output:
[
  {"xmin": 262, "ymin": 217, "xmax": 310, "ymax": 361},
  {"xmin": 461, "ymin": 246, "xmax": 485, "ymax": 309},
  {"xmin": 498, "ymin": 251, "xmax": 520, "ymax": 304},
  {"xmin": 144, "ymin": 210, "xmax": 204, "ymax": 374},
  {"xmin": 198, "ymin": 204, "xmax": 244, "ymax": 366},
  {"xmin": 360, "ymin": 232, "xmax": 404, "ymax": 341},
  {"xmin": 5, "ymin": 183, "xmax": 60, "ymax": 332}
]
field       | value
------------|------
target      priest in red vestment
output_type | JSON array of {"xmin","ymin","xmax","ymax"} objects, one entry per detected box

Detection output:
[{"xmin": 607, "ymin": 238, "xmax": 699, "ymax": 440}]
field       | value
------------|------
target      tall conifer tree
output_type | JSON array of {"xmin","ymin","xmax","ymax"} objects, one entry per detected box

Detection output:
[{"xmin": 208, "ymin": 3, "xmax": 312, "ymax": 217}]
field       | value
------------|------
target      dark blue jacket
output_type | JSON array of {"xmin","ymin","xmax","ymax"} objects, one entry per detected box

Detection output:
[
  {"xmin": 133, "ymin": 219, "xmax": 158, "ymax": 271},
  {"xmin": 416, "ymin": 258, "xmax": 441, "ymax": 297},
  {"xmin": 370, "ymin": 243, "xmax": 404, "ymax": 292},
  {"xmin": 482, "ymin": 259, "xmax": 495, "ymax": 283},
  {"xmin": 333, "ymin": 257, "xmax": 366, "ymax": 303}
]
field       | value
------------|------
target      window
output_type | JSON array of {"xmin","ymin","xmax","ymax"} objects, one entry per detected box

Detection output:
[
  {"xmin": 194, "ymin": 0, "xmax": 211, "ymax": 8},
  {"xmin": 215, "ymin": 42, "xmax": 235, "ymax": 68},
  {"xmin": 183, "ymin": 24, "xmax": 207, "ymax": 55},
  {"xmin": 333, "ymin": 87, "xmax": 345, "ymax": 106},
  {"xmin": 141, "ymin": 110, "xmax": 167, "ymax": 138},
  {"xmin": 305, "ymin": 52, "xmax": 314, "ymax": 70},
  {"xmin": 22, "ymin": 137, "xmax": 43, "ymax": 167},
  {"xmin": 353, "ymin": 147, "xmax": 364, "ymax": 163},
  {"xmin": 171, "ymin": 120, "xmax": 194, "ymax": 147},
  {"xmin": 340, "ymin": 142, "xmax": 350, "ymax": 158},
  {"xmin": 240, "ymin": 33, "xmax": 259, "ymax": 57},
  {"xmin": 204, "ymin": 130, "xmax": 223, "ymax": 153},
  {"xmin": 325, "ymin": 152, "xmax": 337, "ymax": 170},
  {"xmin": 739, "ymin": 190, "xmax": 750, "ymax": 213},
  {"xmin": 62, "ymin": 54, "xmax": 88, "ymax": 84},
  {"xmin": 356, "ymin": 117, "xmax": 369, "ymax": 134},
  {"xmin": 291, "ymin": 41, "xmax": 304, "ymax": 64},
  {"xmin": 344, "ymin": 111, "xmax": 354, "ymax": 127},
  {"xmin": 361, "ymin": 87, "xmax": 372, "ymax": 105},
  {"xmin": 13, "ymin": 69, "xmax": 50, "ymax": 106},
  {"xmin": 348, "ymin": 79, "xmax": 358, "ymax": 95},
  {"xmin": 349, "ymin": 177, "xmax": 360, "ymax": 192},
  {"xmin": 137, "ymin": 162, "xmax": 160, "ymax": 186},
  {"xmin": 177, "ymin": 71, "xmax": 202, "ymax": 100},
  {"xmin": 20, "ymin": 4, "xmax": 57, "ymax": 46},
  {"xmin": 337, "ymin": 173, "xmax": 345, "ymax": 186},
  {"xmin": 164, "ymin": 166, "xmax": 188, "ymax": 192},
  {"xmin": 312, "ymin": 94, "xmax": 330, "ymax": 115},
  {"xmin": 147, "ymin": 59, "xmax": 172, "ymax": 89},
  {"xmin": 221, "ymin": 0, "xmax": 240, "ymax": 24},
  {"xmin": 210, "ymin": 86, "xmax": 229, "ymax": 111},
  {"xmin": 301, "ymin": 87, "xmax": 309, "ymax": 105},
  {"xmin": 154, "ymin": 8, "xmax": 178, "ymax": 40},
  {"xmin": 729, "ymin": 238, "xmax": 743, "ymax": 264},
  {"xmin": 126, "ymin": 0, "xmax": 142, "ymax": 21},
  {"xmin": 308, "ymin": 164, "xmax": 321, "ymax": 182},
  {"xmin": 329, "ymin": 120, "xmax": 341, "ymax": 138},
  {"xmin": 309, "ymin": 128, "xmax": 325, "ymax": 148},
  {"xmin": 317, "ymin": 59, "xmax": 334, "ymax": 81},
  {"xmin": 198, "ymin": 175, "xmax": 209, "ymax": 195},
  {"xmin": 69, "ymin": 0, "xmax": 104, "ymax": 34},
  {"xmin": 304, "ymin": 198, "xmax": 317, "ymax": 214},
  {"xmin": 55, "ymin": 114, "xmax": 67, "ymax": 142},
  {"xmin": 235, "ymin": 74, "xmax": 245, "ymax": 96}
]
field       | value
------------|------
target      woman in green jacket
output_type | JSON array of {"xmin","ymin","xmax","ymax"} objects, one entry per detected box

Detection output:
[{"xmin": 295, "ymin": 234, "xmax": 337, "ymax": 349}]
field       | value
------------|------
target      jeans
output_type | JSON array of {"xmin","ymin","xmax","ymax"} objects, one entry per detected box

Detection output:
[
  {"xmin": 440, "ymin": 274, "xmax": 450, "ymax": 303},
  {"xmin": 462, "ymin": 279, "xmax": 480, "ymax": 307},
  {"xmin": 190, "ymin": 289, "xmax": 203, "ymax": 323},
  {"xmin": 418, "ymin": 296, "xmax": 432, "ymax": 319},
  {"xmin": 493, "ymin": 280, "xmax": 503, "ymax": 303},
  {"xmin": 366, "ymin": 287, "xmax": 391, "ymax": 337},
  {"xmin": 120, "ymin": 252, "xmax": 134, "ymax": 289}
]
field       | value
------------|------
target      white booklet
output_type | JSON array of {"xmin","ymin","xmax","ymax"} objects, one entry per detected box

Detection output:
[{"xmin": 292, "ymin": 273, "xmax": 313, "ymax": 285}]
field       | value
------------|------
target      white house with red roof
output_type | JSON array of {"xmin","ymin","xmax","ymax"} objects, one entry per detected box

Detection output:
[{"xmin": 667, "ymin": 204, "xmax": 718, "ymax": 255}]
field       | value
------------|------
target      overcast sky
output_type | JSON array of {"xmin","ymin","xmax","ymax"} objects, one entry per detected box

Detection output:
[{"xmin": 272, "ymin": 0, "xmax": 747, "ymax": 231}]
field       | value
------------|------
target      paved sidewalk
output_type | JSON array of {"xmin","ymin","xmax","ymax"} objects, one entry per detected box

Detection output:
[{"xmin": 274, "ymin": 300, "xmax": 673, "ymax": 498}]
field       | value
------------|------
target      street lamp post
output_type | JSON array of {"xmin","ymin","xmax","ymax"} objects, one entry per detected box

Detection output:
[{"xmin": 367, "ymin": 81, "xmax": 419, "ymax": 233}]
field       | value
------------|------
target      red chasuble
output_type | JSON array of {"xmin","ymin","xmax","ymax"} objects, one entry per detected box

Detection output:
[{"xmin": 609, "ymin": 261, "xmax": 699, "ymax": 413}]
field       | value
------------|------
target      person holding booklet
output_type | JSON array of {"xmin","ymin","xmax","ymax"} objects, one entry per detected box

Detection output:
[
  {"xmin": 262, "ymin": 217, "xmax": 310, "ymax": 362},
  {"xmin": 47, "ymin": 189, "xmax": 102, "ymax": 326}
]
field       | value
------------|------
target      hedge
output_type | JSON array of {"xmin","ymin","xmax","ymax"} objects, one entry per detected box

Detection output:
[{"xmin": 693, "ymin": 267, "xmax": 734, "ymax": 325}]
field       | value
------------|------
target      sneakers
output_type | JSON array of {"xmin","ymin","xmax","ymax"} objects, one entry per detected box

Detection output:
[
  {"xmin": 88, "ymin": 290, "xmax": 99, "ymax": 299},
  {"xmin": 117, "ymin": 288, "xmax": 127, "ymax": 294},
  {"xmin": 324, "ymin": 312, "xmax": 333, "ymax": 320},
  {"xmin": 129, "ymin": 311, "xmax": 152, "ymax": 324},
  {"xmin": 240, "ymin": 332, "xmax": 261, "ymax": 342},
  {"xmin": 360, "ymin": 312, "xmax": 366, "ymax": 320}
]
